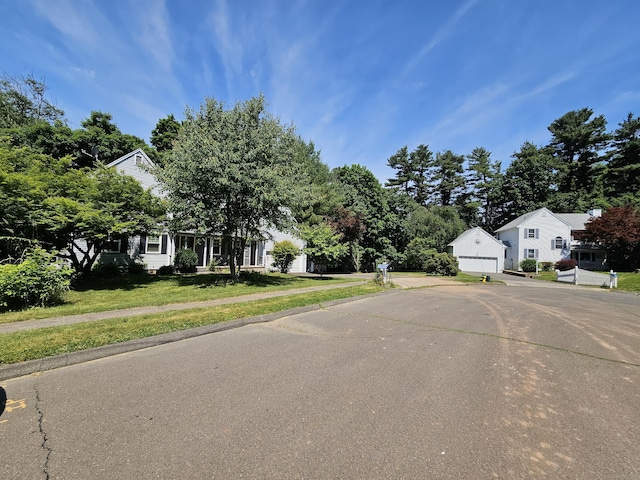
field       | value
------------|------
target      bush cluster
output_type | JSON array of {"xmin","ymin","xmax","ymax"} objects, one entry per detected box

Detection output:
[
  {"xmin": 555, "ymin": 258, "xmax": 577, "ymax": 271},
  {"xmin": 0, "ymin": 248, "xmax": 72, "ymax": 311},
  {"xmin": 422, "ymin": 251, "xmax": 458, "ymax": 276},
  {"xmin": 157, "ymin": 265, "xmax": 175, "ymax": 275},
  {"xmin": 271, "ymin": 240, "xmax": 300, "ymax": 273},
  {"xmin": 520, "ymin": 259, "xmax": 538, "ymax": 272},
  {"xmin": 174, "ymin": 249, "xmax": 198, "ymax": 273}
]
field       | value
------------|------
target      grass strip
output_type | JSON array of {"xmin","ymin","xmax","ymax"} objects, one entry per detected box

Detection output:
[
  {"xmin": 0, "ymin": 284, "xmax": 385, "ymax": 364},
  {"xmin": 0, "ymin": 274, "xmax": 352, "ymax": 324}
]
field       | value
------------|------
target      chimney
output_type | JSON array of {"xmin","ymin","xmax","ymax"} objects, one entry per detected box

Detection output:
[{"xmin": 587, "ymin": 208, "xmax": 602, "ymax": 218}]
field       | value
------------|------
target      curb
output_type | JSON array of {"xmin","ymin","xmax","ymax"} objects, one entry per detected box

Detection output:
[{"xmin": 0, "ymin": 290, "xmax": 394, "ymax": 382}]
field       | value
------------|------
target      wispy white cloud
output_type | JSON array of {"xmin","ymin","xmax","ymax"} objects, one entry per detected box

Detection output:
[
  {"xmin": 29, "ymin": 0, "xmax": 105, "ymax": 51},
  {"xmin": 403, "ymin": 0, "xmax": 480, "ymax": 74},
  {"xmin": 130, "ymin": 0, "xmax": 175, "ymax": 72},
  {"xmin": 207, "ymin": 0, "xmax": 245, "ymax": 98}
]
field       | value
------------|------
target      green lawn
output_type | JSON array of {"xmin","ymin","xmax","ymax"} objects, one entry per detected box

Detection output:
[
  {"xmin": 0, "ymin": 272, "xmax": 352, "ymax": 324},
  {"xmin": 530, "ymin": 271, "xmax": 640, "ymax": 292},
  {"xmin": 0, "ymin": 283, "xmax": 384, "ymax": 364}
]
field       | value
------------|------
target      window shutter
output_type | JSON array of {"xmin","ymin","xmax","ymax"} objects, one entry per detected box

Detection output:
[
  {"xmin": 161, "ymin": 234, "xmax": 168, "ymax": 254},
  {"xmin": 120, "ymin": 237, "xmax": 128, "ymax": 253},
  {"xmin": 551, "ymin": 239, "xmax": 555, "ymax": 250},
  {"xmin": 535, "ymin": 229, "xmax": 539, "ymax": 239},
  {"xmin": 535, "ymin": 249, "xmax": 539, "ymax": 259},
  {"xmin": 523, "ymin": 249, "xmax": 527, "ymax": 259},
  {"xmin": 523, "ymin": 229, "xmax": 527, "ymax": 239},
  {"xmin": 139, "ymin": 235, "xmax": 146, "ymax": 254}
]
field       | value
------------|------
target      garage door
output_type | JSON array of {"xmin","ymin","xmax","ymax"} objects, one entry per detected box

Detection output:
[{"xmin": 457, "ymin": 256, "xmax": 498, "ymax": 273}]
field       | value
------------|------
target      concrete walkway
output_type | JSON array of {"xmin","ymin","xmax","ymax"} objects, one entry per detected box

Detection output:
[
  {"xmin": 0, "ymin": 281, "xmax": 371, "ymax": 334},
  {"xmin": 0, "ymin": 275, "xmax": 464, "ymax": 335}
]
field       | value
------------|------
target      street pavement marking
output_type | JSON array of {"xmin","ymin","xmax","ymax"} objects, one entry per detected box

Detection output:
[{"xmin": 0, "ymin": 398, "xmax": 26, "ymax": 425}]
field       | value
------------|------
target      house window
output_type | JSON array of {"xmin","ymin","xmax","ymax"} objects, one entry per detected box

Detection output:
[
  {"xmin": 555, "ymin": 237, "xmax": 564, "ymax": 249},
  {"xmin": 527, "ymin": 229, "xmax": 536, "ymax": 238},
  {"xmin": 212, "ymin": 238, "xmax": 221, "ymax": 255},
  {"xmin": 134, "ymin": 154, "xmax": 143, "ymax": 166},
  {"xmin": 104, "ymin": 239, "xmax": 121, "ymax": 253},
  {"xmin": 146, "ymin": 235, "xmax": 161, "ymax": 253},
  {"xmin": 526, "ymin": 249, "xmax": 537, "ymax": 259}
]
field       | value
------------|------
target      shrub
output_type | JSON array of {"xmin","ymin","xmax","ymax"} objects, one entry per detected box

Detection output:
[
  {"xmin": 555, "ymin": 258, "xmax": 577, "ymax": 271},
  {"xmin": 127, "ymin": 261, "xmax": 147, "ymax": 275},
  {"xmin": 405, "ymin": 237, "xmax": 434, "ymax": 270},
  {"xmin": 520, "ymin": 259, "xmax": 537, "ymax": 272},
  {"xmin": 272, "ymin": 240, "xmax": 300, "ymax": 273},
  {"xmin": 174, "ymin": 249, "xmax": 198, "ymax": 273},
  {"xmin": 0, "ymin": 247, "xmax": 72, "ymax": 311},
  {"xmin": 92, "ymin": 261, "xmax": 124, "ymax": 276},
  {"xmin": 540, "ymin": 262, "xmax": 554, "ymax": 272},
  {"xmin": 157, "ymin": 265, "xmax": 175, "ymax": 275},
  {"xmin": 422, "ymin": 250, "xmax": 458, "ymax": 276}
]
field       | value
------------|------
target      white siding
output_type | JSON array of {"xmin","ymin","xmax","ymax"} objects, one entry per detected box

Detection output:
[
  {"xmin": 500, "ymin": 209, "xmax": 571, "ymax": 270},
  {"xmin": 264, "ymin": 229, "xmax": 307, "ymax": 273},
  {"xmin": 448, "ymin": 227, "xmax": 506, "ymax": 273}
]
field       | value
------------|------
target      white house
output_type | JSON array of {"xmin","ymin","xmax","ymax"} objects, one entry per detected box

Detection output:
[
  {"xmin": 494, "ymin": 207, "xmax": 572, "ymax": 271},
  {"xmin": 100, "ymin": 149, "xmax": 307, "ymax": 273},
  {"xmin": 447, "ymin": 226, "xmax": 506, "ymax": 273},
  {"xmin": 556, "ymin": 209, "xmax": 606, "ymax": 270}
]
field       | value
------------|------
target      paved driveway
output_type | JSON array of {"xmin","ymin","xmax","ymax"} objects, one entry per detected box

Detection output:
[{"xmin": 1, "ymin": 283, "xmax": 639, "ymax": 479}]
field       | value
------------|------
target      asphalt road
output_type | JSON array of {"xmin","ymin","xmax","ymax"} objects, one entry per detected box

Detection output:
[{"xmin": 1, "ymin": 283, "xmax": 639, "ymax": 479}]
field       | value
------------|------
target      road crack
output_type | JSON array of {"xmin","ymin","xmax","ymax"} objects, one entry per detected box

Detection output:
[{"xmin": 35, "ymin": 383, "xmax": 52, "ymax": 480}]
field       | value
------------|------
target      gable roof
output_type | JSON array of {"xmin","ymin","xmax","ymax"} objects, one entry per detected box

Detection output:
[
  {"xmin": 555, "ymin": 213, "xmax": 593, "ymax": 231},
  {"xmin": 448, "ymin": 226, "xmax": 506, "ymax": 249},
  {"xmin": 106, "ymin": 148, "xmax": 155, "ymax": 168},
  {"xmin": 495, "ymin": 207, "xmax": 571, "ymax": 232}
]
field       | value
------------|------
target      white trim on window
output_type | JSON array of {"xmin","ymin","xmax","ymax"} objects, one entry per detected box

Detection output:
[
  {"xmin": 146, "ymin": 235, "xmax": 161, "ymax": 253},
  {"xmin": 212, "ymin": 237, "xmax": 221, "ymax": 255}
]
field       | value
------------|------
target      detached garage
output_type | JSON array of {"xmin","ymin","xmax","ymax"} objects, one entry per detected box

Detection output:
[{"xmin": 447, "ymin": 227, "xmax": 506, "ymax": 274}]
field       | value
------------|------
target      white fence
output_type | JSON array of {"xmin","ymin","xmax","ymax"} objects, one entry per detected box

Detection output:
[{"xmin": 556, "ymin": 267, "xmax": 618, "ymax": 288}]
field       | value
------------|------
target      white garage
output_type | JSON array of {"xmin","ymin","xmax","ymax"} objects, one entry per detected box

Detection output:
[
  {"xmin": 456, "ymin": 256, "xmax": 499, "ymax": 273},
  {"xmin": 447, "ymin": 227, "xmax": 506, "ymax": 273}
]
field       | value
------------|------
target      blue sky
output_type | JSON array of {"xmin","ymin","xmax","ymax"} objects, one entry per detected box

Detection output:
[{"xmin": 2, "ymin": 0, "xmax": 639, "ymax": 182}]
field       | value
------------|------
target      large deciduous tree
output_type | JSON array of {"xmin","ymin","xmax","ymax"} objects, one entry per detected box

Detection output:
[
  {"xmin": 156, "ymin": 95, "xmax": 299, "ymax": 280},
  {"xmin": 0, "ymin": 141, "xmax": 165, "ymax": 273},
  {"xmin": 579, "ymin": 206, "xmax": 640, "ymax": 270},
  {"xmin": 0, "ymin": 73, "xmax": 64, "ymax": 128}
]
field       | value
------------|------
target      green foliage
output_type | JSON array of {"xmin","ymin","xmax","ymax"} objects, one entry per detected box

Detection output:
[
  {"xmin": 331, "ymin": 164, "xmax": 392, "ymax": 271},
  {"xmin": 407, "ymin": 205, "xmax": 465, "ymax": 253},
  {"xmin": 157, "ymin": 95, "xmax": 299, "ymax": 280},
  {"xmin": 0, "ymin": 73, "xmax": 64, "ymax": 128},
  {"xmin": 127, "ymin": 261, "xmax": 147, "ymax": 275},
  {"xmin": 300, "ymin": 223, "xmax": 348, "ymax": 273},
  {"xmin": 421, "ymin": 250, "xmax": 459, "ymax": 276},
  {"xmin": 520, "ymin": 259, "xmax": 538, "ymax": 272},
  {"xmin": 91, "ymin": 261, "xmax": 124, "ymax": 276},
  {"xmin": 404, "ymin": 237, "xmax": 433, "ymax": 270},
  {"xmin": 540, "ymin": 262, "xmax": 554, "ymax": 272},
  {"xmin": 157, "ymin": 265, "xmax": 175, "ymax": 275},
  {"xmin": 0, "ymin": 247, "xmax": 72, "ymax": 311},
  {"xmin": 271, "ymin": 240, "xmax": 300, "ymax": 273},
  {"xmin": 174, "ymin": 249, "xmax": 198, "ymax": 273},
  {"xmin": 548, "ymin": 108, "xmax": 610, "ymax": 195},
  {"xmin": 0, "ymin": 140, "xmax": 166, "ymax": 274}
]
